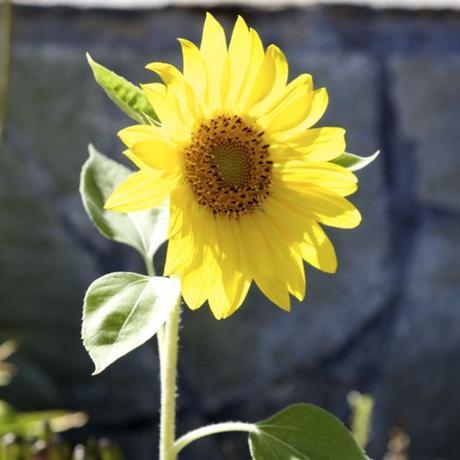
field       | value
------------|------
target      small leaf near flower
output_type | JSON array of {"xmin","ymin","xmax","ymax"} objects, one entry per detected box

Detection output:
[
  {"xmin": 82, "ymin": 272, "xmax": 180, "ymax": 374},
  {"xmin": 86, "ymin": 53, "xmax": 157, "ymax": 124},
  {"xmin": 248, "ymin": 403, "xmax": 368, "ymax": 460},
  {"xmin": 331, "ymin": 150, "xmax": 380, "ymax": 172},
  {"xmin": 80, "ymin": 145, "xmax": 168, "ymax": 266}
]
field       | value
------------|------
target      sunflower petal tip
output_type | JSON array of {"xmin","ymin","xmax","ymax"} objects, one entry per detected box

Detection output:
[
  {"xmin": 205, "ymin": 11, "xmax": 216, "ymax": 22},
  {"xmin": 275, "ymin": 296, "xmax": 291, "ymax": 312},
  {"xmin": 177, "ymin": 37, "xmax": 189, "ymax": 46},
  {"xmin": 145, "ymin": 62, "xmax": 157, "ymax": 72},
  {"xmin": 235, "ymin": 14, "xmax": 249, "ymax": 29},
  {"xmin": 327, "ymin": 260, "xmax": 338, "ymax": 274}
]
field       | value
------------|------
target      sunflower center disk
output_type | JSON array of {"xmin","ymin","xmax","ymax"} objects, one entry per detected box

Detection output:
[
  {"xmin": 185, "ymin": 115, "xmax": 272, "ymax": 219},
  {"xmin": 213, "ymin": 142, "xmax": 252, "ymax": 188}
]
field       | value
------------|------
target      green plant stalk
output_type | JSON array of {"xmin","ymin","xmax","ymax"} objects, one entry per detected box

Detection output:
[
  {"xmin": 144, "ymin": 255, "xmax": 166, "ymax": 361},
  {"xmin": 143, "ymin": 254, "xmax": 180, "ymax": 460},
  {"xmin": 158, "ymin": 298, "xmax": 180, "ymax": 460},
  {"xmin": 173, "ymin": 422, "xmax": 258, "ymax": 456}
]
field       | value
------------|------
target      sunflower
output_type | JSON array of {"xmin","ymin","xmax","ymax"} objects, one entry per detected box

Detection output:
[{"xmin": 105, "ymin": 13, "xmax": 361, "ymax": 319}]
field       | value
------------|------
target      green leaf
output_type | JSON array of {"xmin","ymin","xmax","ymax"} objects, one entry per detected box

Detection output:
[
  {"xmin": 82, "ymin": 272, "xmax": 180, "ymax": 374},
  {"xmin": 86, "ymin": 52, "xmax": 157, "ymax": 124},
  {"xmin": 80, "ymin": 145, "xmax": 168, "ymax": 267},
  {"xmin": 249, "ymin": 403, "xmax": 367, "ymax": 460},
  {"xmin": 331, "ymin": 150, "xmax": 380, "ymax": 172}
]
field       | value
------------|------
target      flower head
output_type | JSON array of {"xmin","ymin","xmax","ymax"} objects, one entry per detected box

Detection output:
[{"xmin": 105, "ymin": 13, "xmax": 361, "ymax": 319}]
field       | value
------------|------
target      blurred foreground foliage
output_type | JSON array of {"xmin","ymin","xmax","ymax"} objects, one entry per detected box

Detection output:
[
  {"xmin": 0, "ymin": 428, "xmax": 123, "ymax": 460},
  {"xmin": 0, "ymin": 397, "xmax": 122, "ymax": 460},
  {"xmin": 0, "ymin": 343, "xmax": 123, "ymax": 460}
]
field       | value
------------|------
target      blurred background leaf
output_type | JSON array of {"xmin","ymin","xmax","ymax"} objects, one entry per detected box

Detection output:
[{"xmin": 348, "ymin": 391, "xmax": 374, "ymax": 449}]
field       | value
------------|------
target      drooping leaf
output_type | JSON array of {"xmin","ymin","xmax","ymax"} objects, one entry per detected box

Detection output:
[
  {"xmin": 86, "ymin": 53, "xmax": 157, "ymax": 124},
  {"xmin": 82, "ymin": 272, "xmax": 180, "ymax": 374},
  {"xmin": 331, "ymin": 150, "xmax": 380, "ymax": 172},
  {"xmin": 80, "ymin": 145, "xmax": 169, "ymax": 267},
  {"xmin": 249, "ymin": 403, "xmax": 368, "ymax": 460}
]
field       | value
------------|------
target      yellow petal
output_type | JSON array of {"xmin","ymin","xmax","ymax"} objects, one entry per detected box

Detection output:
[
  {"xmin": 239, "ymin": 213, "xmax": 291, "ymax": 311},
  {"xmin": 168, "ymin": 184, "xmax": 193, "ymax": 239},
  {"xmin": 123, "ymin": 148, "xmax": 150, "ymax": 170},
  {"xmin": 164, "ymin": 233, "xmax": 194, "ymax": 276},
  {"xmin": 178, "ymin": 38, "xmax": 208, "ymax": 108},
  {"xmin": 274, "ymin": 186, "xmax": 362, "ymax": 229},
  {"xmin": 281, "ymin": 177, "xmax": 357, "ymax": 198},
  {"xmin": 142, "ymin": 83, "xmax": 185, "ymax": 140},
  {"xmin": 180, "ymin": 260, "xmax": 209, "ymax": 311},
  {"xmin": 273, "ymin": 87, "xmax": 329, "ymax": 140},
  {"xmin": 300, "ymin": 222, "xmax": 337, "ymax": 273},
  {"xmin": 264, "ymin": 197, "xmax": 337, "ymax": 273},
  {"xmin": 180, "ymin": 208, "xmax": 219, "ymax": 311},
  {"xmin": 234, "ymin": 28, "xmax": 265, "ymax": 111},
  {"xmin": 242, "ymin": 46, "xmax": 277, "ymax": 112},
  {"xmin": 146, "ymin": 61, "xmax": 182, "ymax": 85},
  {"xmin": 257, "ymin": 74, "xmax": 313, "ymax": 133},
  {"xmin": 145, "ymin": 61, "xmax": 199, "ymax": 127},
  {"xmin": 270, "ymin": 127, "xmax": 346, "ymax": 162},
  {"xmin": 208, "ymin": 217, "xmax": 252, "ymax": 318},
  {"xmin": 130, "ymin": 139, "xmax": 180, "ymax": 170},
  {"xmin": 118, "ymin": 124, "xmax": 164, "ymax": 148},
  {"xmin": 254, "ymin": 210, "xmax": 306, "ymax": 301},
  {"xmin": 222, "ymin": 274, "xmax": 251, "ymax": 318},
  {"xmin": 222, "ymin": 16, "xmax": 252, "ymax": 111},
  {"xmin": 275, "ymin": 161, "xmax": 358, "ymax": 197},
  {"xmin": 208, "ymin": 270, "xmax": 251, "ymax": 320},
  {"xmin": 200, "ymin": 12, "xmax": 227, "ymax": 113},
  {"xmin": 248, "ymin": 44, "xmax": 288, "ymax": 116},
  {"xmin": 163, "ymin": 191, "xmax": 198, "ymax": 282},
  {"xmin": 104, "ymin": 170, "xmax": 177, "ymax": 212}
]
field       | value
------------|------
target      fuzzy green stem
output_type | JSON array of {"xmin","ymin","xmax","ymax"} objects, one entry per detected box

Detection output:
[
  {"xmin": 159, "ymin": 297, "xmax": 181, "ymax": 460},
  {"xmin": 144, "ymin": 255, "xmax": 166, "ymax": 353},
  {"xmin": 173, "ymin": 422, "xmax": 258, "ymax": 455}
]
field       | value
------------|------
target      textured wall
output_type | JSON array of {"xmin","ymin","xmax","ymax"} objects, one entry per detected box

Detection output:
[{"xmin": 1, "ymin": 5, "xmax": 460, "ymax": 460}]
